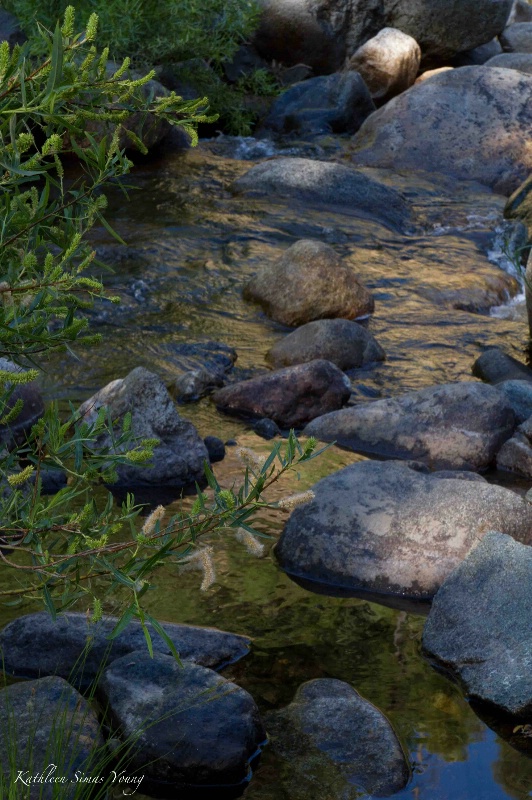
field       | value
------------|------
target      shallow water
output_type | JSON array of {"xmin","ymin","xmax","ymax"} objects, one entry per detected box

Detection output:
[{"xmin": 8, "ymin": 138, "xmax": 532, "ymax": 798}]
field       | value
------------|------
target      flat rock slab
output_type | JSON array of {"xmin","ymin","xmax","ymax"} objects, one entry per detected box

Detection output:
[
  {"xmin": 0, "ymin": 612, "xmax": 250, "ymax": 689},
  {"xmin": 99, "ymin": 651, "xmax": 266, "ymax": 789},
  {"xmin": 305, "ymin": 381, "xmax": 515, "ymax": 471},
  {"xmin": 276, "ymin": 460, "xmax": 532, "ymax": 601},
  {"xmin": 232, "ymin": 158, "xmax": 415, "ymax": 233},
  {"xmin": 351, "ymin": 67, "xmax": 532, "ymax": 194},
  {"xmin": 422, "ymin": 532, "xmax": 532, "ymax": 717},
  {"xmin": 266, "ymin": 678, "xmax": 410, "ymax": 797},
  {"xmin": 213, "ymin": 360, "xmax": 351, "ymax": 428},
  {"xmin": 0, "ymin": 676, "xmax": 105, "ymax": 800}
]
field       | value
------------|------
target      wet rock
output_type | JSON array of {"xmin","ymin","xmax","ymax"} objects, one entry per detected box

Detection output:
[
  {"xmin": 305, "ymin": 382, "xmax": 515, "ymax": 471},
  {"xmin": 262, "ymin": 72, "xmax": 375, "ymax": 137},
  {"xmin": 500, "ymin": 22, "xmax": 532, "ymax": 52},
  {"xmin": 422, "ymin": 531, "xmax": 532, "ymax": 717},
  {"xmin": 451, "ymin": 38, "xmax": 503, "ymax": 66},
  {"xmin": 346, "ymin": 27, "xmax": 421, "ymax": 102},
  {"xmin": 213, "ymin": 360, "xmax": 351, "ymax": 428},
  {"xmin": 0, "ymin": 676, "xmax": 105, "ymax": 800},
  {"xmin": 266, "ymin": 679, "xmax": 410, "ymax": 797},
  {"xmin": 168, "ymin": 341, "xmax": 237, "ymax": 401},
  {"xmin": 472, "ymin": 347, "xmax": 532, "ymax": 384},
  {"xmin": 496, "ymin": 380, "xmax": 532, "ymax": 422},
  {"xmin": 78, "ymin": 367, "xmax": 209, "ymax": 488},
  {"xmin": 267, "ymin": 319, "xmax": 385, "ymax": 370},
  {"xmin": 508, "ymin": 0, "xmax": 532, "ymax": 23},
  {"xmin": 486, "ymin": 51, "xmax": 532, "ymax": 72},
  {"xmin": 99, "ymin": 651, "xmax": 266, "ymax": 790},
  {"xmin": 0, "ymin": 10, "xmax": 25, "ymax": 46},
  {"xmin": 0, "ymin": 611, "xmax": 250, "ymax": 689},
  {"xmin": 232, "ymin": 158, "xmax": 415, "ymax": 233},
  {"xmin": 253, "ymin": 417, "xmax": 281, "ymax": 439},
  {"xmin": 276, "ymin": 461, "xmax": 532, "ymax": 601},
  {"xmin": 244, "ymin": 240, "xmax": 374, "ymax": 327},
  {"xmin": 351, "ymin": 67, "xmax": 532, "ymax": 194},
  {"xmin": 204, "ymin": 435, "xmax": 226, "ymax": 463},
  {"xmin": 383, "ymin": 0, "xmax": 513, "ymax": 62},
  {"xmin": 0, "ymin": 358, "xmax": 44, "ymax": 450}
]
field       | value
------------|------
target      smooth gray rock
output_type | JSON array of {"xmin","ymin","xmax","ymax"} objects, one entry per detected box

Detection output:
[
  {"xmin": 451, "ymin": 38, "xmax": 503, "ymax": 66},
  {"xmin": 497, "ymin": 429, "xmax": 532, "ymax": 476},
  {"xmin": 351, "ymin": 67, "xmax": 532, "ymax": 194},
  {"xmin": 266, "ymin": 679, "xmax": 410, "ymax": 797},
  {"xmin": 0, "ymin": 676, "xmax": 105, "ymax": 800},
  {"xmin": 485, "ymin": 51, "xmax": 532, "ymax": 72},
  {"xmin": 496, "ymin": 379, "xmax": 532, "ymax": 422},
  {"xmin": 267, "ymin": 319, "xmax": 385, "ymax": 370},
  {"xmin": 262, "ymin": 72, "xmax": 375, "ymax": 137},
  {"xmin": 0, "ymin": 612, "xmax": 250, "ymax": 689},
  {"xmin": 508, "ymin": 0, "xmax": 532, "ymax": 23},
  {"xmin": 346, "ymin": 27, "xmax": 421, "ymax": 101},
  {"xmin": 422, "ymin": 532, "xmax": 532, "ymax": 717},
  {"xmin": 232, "ymin": 158, "xmax": 415, "ymax": 233},
  {"xmin": 0, "ymin": 358, "xmax": 44, "ymax": 449},
  {"xmin": 203, "ymin": 435, "xmax": 226, "ymax": 463},
  {"xmin": 305, "ymin": 382, "xmax": 515, "ymax": 471},
  {"xmin": 99, "ymin": 652, "xmax": 266, "ymax": 789},
  {"xmin": 472, "ymin": 347, "xmax": 532, "ymax": 384},
  {"xmin": 213, "ymin": 360, "xmax": 351, "ymax": 428},
  {"xmin": 276, "ymin": 461, "xmax": 532, "ymax": 600},
  {"xmin": 500, "ymin": 22, "xmax": 532, "ymax": 52},
  {"xmin": 78, "ymin": 367, "xmax": 209, "ymax": 488},
  {"xmin": 244, "ymin": 240, "xmax": 374, "ymax": 327}
]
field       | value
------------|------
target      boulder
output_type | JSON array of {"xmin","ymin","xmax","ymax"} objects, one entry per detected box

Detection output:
[
  {"xmin": 261, "ymin": 72, "xmax": 375, "ymax": 137},
  {"xmin": 472, "ymin": 347, "xmax": 532, "ymax": 384},
  {"xmin": 232, "ymin": 158, "xmax": 415, "ymax": 233},
  {"xmin": 304, "ymin": 382, "xmax": 515, "ymax": 471},
  {"xmin": 98, "ymin": 651, "xmax": 266, "ymax": 789},
  {"xmin": 496, "ymin": 414, "xmax": 532, "ymax": 476},
  {"xmin": 346, "ymin": 27, "xmax": 421, "ymax": 102},
  {"xmin": 422, "ymin": 531, "xmax": 532, "ymax": 717},
  {"xmin": 276, "ymin": 461, "xmax": 532, "ymax": 601},
  {"xmin": 213, "ymin": 360, "xmax": 351, "ymax": 428},
  {"xmin": 496, "ymin": 379, "xmax": 532, "ymax": 422},
  {"xmin": 203, "ymin": 435, "xmax": 226, "ymax": 463},
  {"xmin": 0, "ymin": 676, "xmax": 105, "ymax": 800},
  {"xmin": 266, "ymin": 319, "xmax": 385, "ymax": 370},
  {"xmin": 485, "ymin": 51, "xmax": 532, "ymax": 72},
  {"xmin": 415, "ymin": 66, "xmax": 454, "ymax": 83},
  {"xmin": 0, "ymin": 358, "xmax": 44, "ymax": 449},
  {"xmin": 244, "ymin": 239, "xmax": 374, "ymax": 326},
  {"xmin": 451, "ymin": 38, "xmax": 503, "ymax": 66},
  {"xmin": 500, "ymin": 22, "xmax": 532, "ymax": 52},
  {"xmin": 382, "ymin": 0, "xmax": 513, "ymax": 62},
  {"xmin": 253, "ymin": 417, "xmax": 281, "ymax": 439},
  {"xmin": 78, "ymin": 367, "xmax": 209, "ymax": 488},
  {"xmin": 266, "ymin": 679, "xmax": 410, "ymax": 797},
  {"xmin": 508, "ymin": 0, "xmax": 532, "ymax": 23},
  {"xmin": 351, "ymin": 67, "xmax": 532, "ymax": 194},
  {"xmin": 0, "ymin": 611, "xmax": 250, "ymax": 689}
]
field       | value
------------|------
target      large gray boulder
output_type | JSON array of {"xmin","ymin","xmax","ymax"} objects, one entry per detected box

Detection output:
[
  {"xmin": 232, "ymin": 158, "xmax": 415, "ymax": 233},
  {"xmin": 422, "ymin": 532, "xmax": 532, "ymax": 717},
  {"xmin": 99, "ymin": 651, "xmax": 266, "ymax": 790},
  {"xmin": 305, "ymin": 382, "xmax": 515, "ymax": 471},
  {"xmin": 500, "ymin": 22, "xmax": 532, "ymax": 51},
  {"xmin": 351, "ymin": 67, "xmax": 532, "ymax": 194},
  {"xmin": 0, "ymin": 611, "xmax": 250, "ymax": 689},
  {"xmin": 0, "ymin": 676, "xmax": 105, "ymax": 800},
  {"xmin": 213, "ymin": 360, "xmax": 351, "ymax": 428},
  {"xmin": 267, "ymin": 319, "xmax": 385, "ymax": 370},
  {"xmin": 266, "ymin": 679, "xmax": 410, "ymax": 797},
  {"xmin": 276, "ymin": 461, "xmax": 532, "ymax": 601},
  {"xmin": 78, "ymin": 367, "xmax": 209, "ymax": 488},
  {"xmin": 346, "ymin": 27, "xmax": 421, "ymax": 101},
  {"xmin": 261, "ymin": 72, "xmax": 375, "ymax": 137},
  {"xmin": 244, "ymin": 239, "xmax": 374, "ymax": 327},
  {"xmin": 485, "ymin": 51, "xmax": 532, "ymax": 72}
]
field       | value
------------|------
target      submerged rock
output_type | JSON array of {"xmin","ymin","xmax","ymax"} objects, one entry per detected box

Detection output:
[
  {"xmin": 422, "ymin": 532, "xmax": 532, "ymax": 717},
  {"xmin": 99, "ymin": 652, "xmax": 266, "ymax": 790},
  {"xmin": 276, "ymin": 461, "xmax": 532, "ymax": 601},
  {"xmin": 244, "ymin": 239, "xmax": 374, "ymax": 327},
  {"xmin": 0, "ymin": 611, "xmax": 250, "ymax": 689},
  {"xmin": 346, "ymin": 27, "xmax": 421, "ymax": 101},
  {"xmin": 0, "ymin": 676, "xmax": 105, "ymax": 800},
  {"xmin": 266, "ymin": 679, "xmax": 410, "ymax": 798},
  {"xmin": 305, "ymin": 382, "xmax": 515, "ymax": 471},
  {"xmin": 351, "ymin": 67, "xmax": 532, "ymax": 194},
  {"xmin": 167, "ymin": 341, "xmax": 237, "ymax": 401},
  {"xmin": 213, "ymin": 360, "xmax": 351, "ymax": 428},
  {"xmin": 232, "ymin": 158, "xmax": 415, "ymax": 232},
  {"xmin": 267, "ymin": 319, "xmax": 385, "ymax": 370},
  {"xmin": 78, "ymin": 367, "xmax": 209, "ymax": 488}
]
